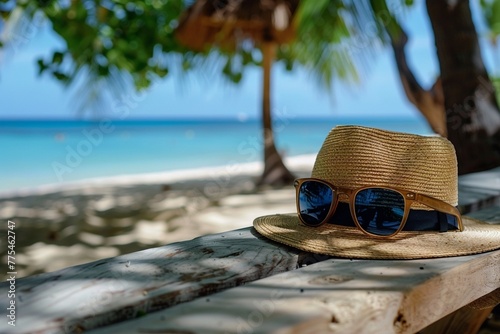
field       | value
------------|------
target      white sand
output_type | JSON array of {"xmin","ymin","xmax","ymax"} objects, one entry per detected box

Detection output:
[{"xmin": 0, "ymin": 154, "xmax": 315, "ymax": 279}]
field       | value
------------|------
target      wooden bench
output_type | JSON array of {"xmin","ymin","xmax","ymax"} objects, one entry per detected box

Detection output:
[{"xmin": 1, "ymin": 169, "xmax": 500, "ymax": 333}]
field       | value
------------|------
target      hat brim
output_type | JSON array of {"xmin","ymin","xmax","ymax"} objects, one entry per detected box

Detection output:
[{"xmin": 253, "ymin": 214, "xmax": 500, "ymax": 259}]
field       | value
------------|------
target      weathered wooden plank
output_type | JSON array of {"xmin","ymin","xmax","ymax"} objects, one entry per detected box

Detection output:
[
  {"xmin": 458, "ymin": 168, "xmax": 500, "ymax": 213},
  {"xmin": 458, "ymin": 167, "xmax": 500, "ymax": 191},
  {"xmin": 458, "ymin": 184, "xmax": 500, "ymax": 214},
  {"xmin": 0, "ymin": 228, "xmax": 328, "ymax": 334},
  {"xmin": 87, "ymin": 249, "xmax": 500, "ymax": 334},
  {"xmin": 419, "ymin": 305, "xmax": 494, "ymax": 334}
]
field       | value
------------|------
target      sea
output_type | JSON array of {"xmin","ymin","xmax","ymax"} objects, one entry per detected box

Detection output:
[{"xmin": 0, "ymin": 116, "xmax": 431, "ymax": 193}]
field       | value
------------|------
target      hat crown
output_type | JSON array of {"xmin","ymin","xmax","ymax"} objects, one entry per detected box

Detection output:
[{"xmin": 311, "ymin": 126, "xmax": 458, "ymax": 207}]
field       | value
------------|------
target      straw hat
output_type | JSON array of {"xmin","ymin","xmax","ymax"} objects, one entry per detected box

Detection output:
[{"xmin": 253, "ymin": 125, "xmax": 500, "ymax": 259}]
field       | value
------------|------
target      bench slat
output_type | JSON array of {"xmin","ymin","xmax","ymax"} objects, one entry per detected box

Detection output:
[
  {"xmin": 87, "ymin": 249, "xmax": 500, "ymax": 334},
  {"xmin": 0, "ymin": 228, "xmax": 327, "ymax": 333},
  {"xmin": 458, "ymin": 168, "xmax": 500, "ymax": 213}
]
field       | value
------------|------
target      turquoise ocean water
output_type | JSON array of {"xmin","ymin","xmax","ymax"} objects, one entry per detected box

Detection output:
[{"xmin": 0, "ymin": 117, "xmax": 431, "ymax": 193}]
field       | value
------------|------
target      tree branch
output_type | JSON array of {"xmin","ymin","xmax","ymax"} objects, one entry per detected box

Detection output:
[{"xmin": 388, "ymin": 24, "xmax": 447, "ymax": 136}]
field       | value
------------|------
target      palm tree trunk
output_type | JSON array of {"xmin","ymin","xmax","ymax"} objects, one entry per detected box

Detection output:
[
  {"xmin": 426, "ymin": 0, "xmax": 500, "ymax": 174},
  {"xmin": 257, "ymin": 42, "xmax": 295, "ymax": 186}
]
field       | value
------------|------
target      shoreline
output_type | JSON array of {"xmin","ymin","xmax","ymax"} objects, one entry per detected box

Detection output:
[
  {"xmin": 0, "ymin": 154, "xmax": 315, "ymax": 279},
  {"xmin": 0, "ymin": 154, "xmax": 317, "ymax": 199}
]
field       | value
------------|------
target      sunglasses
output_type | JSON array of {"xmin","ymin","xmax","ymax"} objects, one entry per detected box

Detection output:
[{"xmin": 294, "ymin": 178, "xmax": 464, "ymax": 237}]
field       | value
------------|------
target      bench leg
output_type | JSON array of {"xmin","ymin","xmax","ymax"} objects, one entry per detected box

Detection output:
[{"xmin": 418, "ymin": 306, "xmax": 494, "ymax": 334}]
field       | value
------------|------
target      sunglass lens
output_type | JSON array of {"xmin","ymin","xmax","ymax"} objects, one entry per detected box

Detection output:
[
  {"xmin": 354, "ymin": 188, "xmax": 405, "ymax": 236},
  {"xmin": 298, "ymin": 181, "xmax": 334, "ymax": 226}
]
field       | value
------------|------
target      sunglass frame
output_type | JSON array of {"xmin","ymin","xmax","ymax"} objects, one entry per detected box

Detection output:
[{"xmin": 294, "ymin": 178, "xmax": 464, "ymax": 238}]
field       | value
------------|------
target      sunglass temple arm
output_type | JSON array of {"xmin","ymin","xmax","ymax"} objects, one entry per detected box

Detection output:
[{"xmin": 414, "ymin": 193, "xmax": 464, "ymax": 231}]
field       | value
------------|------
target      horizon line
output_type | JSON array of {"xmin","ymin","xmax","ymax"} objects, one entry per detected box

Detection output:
[{"xmin": 0, "ymin": 114, "xmax": 425, "ymax": 122}]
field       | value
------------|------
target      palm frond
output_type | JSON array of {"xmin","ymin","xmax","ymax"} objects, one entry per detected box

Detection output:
[{"xmin": 282, "ymin": 0, "xmax": 412, "ymax": 90}]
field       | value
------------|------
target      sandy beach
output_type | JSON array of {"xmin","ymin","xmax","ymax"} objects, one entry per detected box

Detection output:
[{"xmin": 0, "ymin": 155, "xmax": 315, "ymax": 279}]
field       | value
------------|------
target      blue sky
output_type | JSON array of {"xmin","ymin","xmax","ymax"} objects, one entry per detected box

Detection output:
[{"xmin": 0, "ymin": 0, "xmax": 498, "ymax": 121}]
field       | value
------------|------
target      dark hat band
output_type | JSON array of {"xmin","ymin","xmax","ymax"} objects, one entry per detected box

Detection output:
[{"xmin": 330, "ymin": 202, "xmax": 460, "ymax": 232}]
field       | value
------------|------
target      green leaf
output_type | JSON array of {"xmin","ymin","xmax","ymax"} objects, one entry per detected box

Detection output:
[
  {"xmin": 231, "ymin": 72, "xmax": 242, "ymax": 84},
  {"xmin": 52, "ymin": 71, "xmax": 70, "ymax": 83},
  {"xmin": 52, "ymin": 51, "xmax": 64, "ymax": 64},
  {"xmin": 182, "ymin": 60, "xmax": 191, "ymax": 71},
  {"xmin": 97, "ymin": 65, "xmax": 109, "ymax": 77},
  {"xmin": 492, "ymin": 76, "xmax": 500, "ymax": 92},
  {"xmin": 222, "ymin": 59, "xmax": 232, "ymax": 76},
  {"xmin": 491, "ymin": 0, "xmax": 500, "ymax": 35},
  {"xmin": 481, "ymin": 0, "xmax": 500, "ymax": 36},
  {"xmin": 36, "ymin": 58, "xmax": 48, "ymax": 76},
  {"xmin": 154, "ymin": 66, "xmax": 169, "ymax": 78},
  {"xmin": 369, "ymin": 0, "xmax": 402, "ymax": 39}
]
